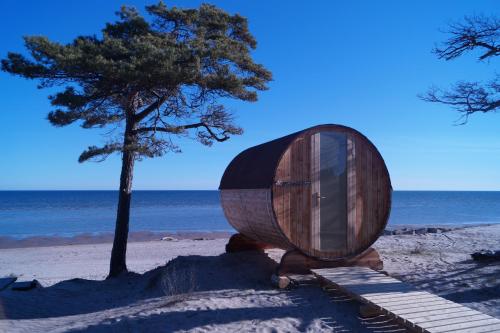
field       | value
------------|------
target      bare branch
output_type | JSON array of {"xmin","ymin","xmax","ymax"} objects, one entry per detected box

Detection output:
[
  {"xmin": 420, "ymin": 76, "xmax": 500, "ymax": 123},
  {"xmin": 434, "ymin": 15, "xmax": 500, "ymax": 61}
]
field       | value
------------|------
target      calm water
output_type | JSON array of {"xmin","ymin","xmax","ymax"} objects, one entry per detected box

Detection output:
[{"xmin": 1, "ymin": 191, "xmax": 500, "ymax": 238}]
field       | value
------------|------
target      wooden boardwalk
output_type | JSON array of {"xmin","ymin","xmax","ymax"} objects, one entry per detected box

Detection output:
[{"xmin": 312, "ymin": 266, "xmax": 500, "ymax": 333}]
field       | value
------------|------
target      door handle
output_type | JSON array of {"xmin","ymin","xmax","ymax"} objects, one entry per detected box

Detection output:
[{"xmin": 314, "ymin": 193, "xmax": 326, "ymax": 199}]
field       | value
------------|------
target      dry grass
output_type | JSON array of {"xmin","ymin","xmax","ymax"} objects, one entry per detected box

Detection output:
[{"xmin": 160, "ymin": 261, "xmax": 197, "ymax": 302}]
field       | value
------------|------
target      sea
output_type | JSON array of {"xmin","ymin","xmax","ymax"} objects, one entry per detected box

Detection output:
[{"xmin": 1, "ymin": 190, "xmax": 500, "ymax": 239}]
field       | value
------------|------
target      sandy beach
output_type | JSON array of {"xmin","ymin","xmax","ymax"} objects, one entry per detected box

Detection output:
[
  {"xmin": 0, "ymin": 224, "xmax": 499, "ymax": 332},
  {"xmin": 2, "ymin": 0, "xmax": 499, "ymax": 331}
]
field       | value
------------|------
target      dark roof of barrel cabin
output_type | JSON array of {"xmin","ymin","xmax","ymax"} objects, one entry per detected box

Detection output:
[
  {"xmin": 219, "ymin": 129, "xmax": 302, "ymax": 190},
  {"xmin": 219, "ymin": 124, "xmax": 350, "ymax": 190}
]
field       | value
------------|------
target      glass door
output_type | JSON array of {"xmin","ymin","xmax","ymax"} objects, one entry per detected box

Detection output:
[{"xmin": 311, "ymin": 132, "xmax": 348, "ymax": 251}]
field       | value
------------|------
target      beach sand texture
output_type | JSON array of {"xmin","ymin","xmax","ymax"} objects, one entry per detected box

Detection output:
[{"xmin": 0, "ymin": 225, "xmax": 499, "ymax": 332}]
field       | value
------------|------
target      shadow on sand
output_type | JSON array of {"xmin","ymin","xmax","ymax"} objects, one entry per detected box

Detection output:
[
  {"xmin": 0, "ymin": 251, "xmax": 409, "ymax": 332},
  {"xmin": 0, "ymin": 251, "xmax": 278, "ymax": 319}
]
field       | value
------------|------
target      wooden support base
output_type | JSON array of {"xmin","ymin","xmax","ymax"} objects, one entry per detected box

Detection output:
[
  {"xmin": 359, "ymin": 304, "xmax": 384, "ymax": 318},
  {"xmin": 277, "ymin": 247, "xmax": 383, "ymax": 275},
  {"xmin": 225, "ymin": 234, "xmax": 383, "ymax": 284},
  {"xmin": 225, "ymin": 233, "xmax": 275, "ymax": 253}
]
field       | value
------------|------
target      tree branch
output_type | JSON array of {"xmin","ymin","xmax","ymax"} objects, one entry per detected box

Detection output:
[
  {"xmin": 133, "ymin": 94, "xmax": 169, "ymax": 123},
  {"xmin": 135, "ymin": 121, "xmax": 230, "ymax": 142}
]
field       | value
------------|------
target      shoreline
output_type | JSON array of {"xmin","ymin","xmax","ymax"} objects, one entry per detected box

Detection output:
[
  {"xmin": 0, "ymin": 231, "xmax": 232, "ymax": 249},
  {"xmin": 0, "ymin": 223, "xmax": 496, "ymax": 249}
]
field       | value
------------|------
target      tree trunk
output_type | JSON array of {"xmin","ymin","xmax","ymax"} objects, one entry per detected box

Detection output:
[{"xmin": 108, "ymin": 118, "xmax": 136, "ymax": 278}]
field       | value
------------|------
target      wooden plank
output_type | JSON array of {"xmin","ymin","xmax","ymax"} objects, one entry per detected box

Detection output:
[
  {"xmin": 350, "ymin": 284, "xmax": 415, "ymax": 294},
  {"xmin": 297, "ymin": 138, "xmax": 303, "ymax": 250},
  {"xmin": 291, "ymin": 140, "xmax": 298, "ymax": 247},
  {"xmin": 377, "ymin": 294, "xmax": 446, "ymax": 307},
  {"xmin": 392, "ymin": 302, "xmax": 465, "ymax": 316},
  {"xmin": 410, "ymin": 309, "xmax": 483, "ymax": 324},
  {"xmin": 366, "ymin": 289, "xmax": 433, "ymax": 297},
  {"xmin": 364, "ymin": 149, "xmax": 372, "ymax": 248},
  {"xmin": 303, "ymin": 135, "xmax": 311, "ymax": 251},
  {"xmin": 323, "ymin": 278, "xmax": 401, "ymax": 285},
  {"xmin": 284, "ymin": 147, "xmax": 291, "ymax": 243},
  {"xmin": 346, "ymin": 136, "xmax": 356, "ymax": 253},
  {"xmin": 438, "ymin": 323, "xmax": 500, "ymax": 333},
  {"xmin": 361, "ymin": 292, "xmax": 432, "ymax": 303},
  {"xmin": 326, "ymin": 278, "xmax": 398, "ymax": 285},
  {"xmin": 427, "ymin": 318, "xmax": 500, "ymax": 333},
  {"xmin": 317, "ymin": 272, "xmax": 394, "ymax": 280},
  {"xmin": 284, "ymin": 147, "xmax": 291, "ymax": 242},
  {"xmin": 355, "ymin": 137, "xmax": 364, "ymax": 245},
  {"xmin": 311, "ymin": 133, "xmax": 320, "ymax": 251},
  {"xmin": 420, "ymin": 314, "xmax": 493, "ymax": 329},
  {"xmin": 403, "ymin": 306, "xmax": 484, "ymax": 320},
  {"xmin": 383, "ymin": 298, "xmax": 453, "ymax": 312}
]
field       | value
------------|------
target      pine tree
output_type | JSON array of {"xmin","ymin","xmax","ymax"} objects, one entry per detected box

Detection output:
[{"xmin": 2, "ymin": 2, "xmax": 272, "ymax": 277}]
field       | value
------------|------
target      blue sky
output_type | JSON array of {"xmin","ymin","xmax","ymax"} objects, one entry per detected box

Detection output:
[{"xmin": 1, "ymin": 1, "xmax": 499, "ymax": 190}]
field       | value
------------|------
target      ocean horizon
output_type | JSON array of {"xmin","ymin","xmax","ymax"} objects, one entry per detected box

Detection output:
[{"xmin": 1, "ymin": 190, "xmax": 500, "ymax": 239}]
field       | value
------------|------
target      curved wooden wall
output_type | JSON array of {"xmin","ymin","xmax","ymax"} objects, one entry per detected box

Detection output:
[{"xmin": 220, "ymin": 189, "xmax": 291, "ymax": 249}]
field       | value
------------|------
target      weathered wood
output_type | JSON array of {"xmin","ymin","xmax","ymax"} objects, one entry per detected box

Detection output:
[
  {"xmin": 427, "ymin": 319, "xmax": 500, "ymax": 333},
  {"xmin": 409, "ymin": 310, "xmax": 485, "ymax": 324},
  {"xmin": 346, "ymin": 137, "xmax": 356, "ymax": 253},
  {"xmin": 312, "ymin": 266, "xmax": 500, "ymax": 333},
  {"xmin": 220, "ymin": 124, "xmax": 392, "ymax": 265},
  {"xmin": 310, "ymin": 133, "xmax": 320, "ymax": 251},
  {"xmin": 418, "ymin": 314, "xmax": 493, "ymax": 329},
  {"xmin": 274, "ymin": 126, "xmax": 391, "ymax": 260},
  {"xmin": 359, "ymin": 304, "xmax": 384, "ymax": 318},
  {"xmin": 225, "ymin": 233, "xmax": 274, "ymax": 253},
  {"xmin": 376, "ymin": 294, "xmax": 442, "ymax": 306},
  {"xmin": 220, "ymin": 189, "xmax": 290, "ymax": 249},
  {"xmin": 452, "ymin": 323, "xmax": 500, "ymax": 333},
  {"xmin": 277, "ymin": 247, "xmax": 383, "ymax": 275}
]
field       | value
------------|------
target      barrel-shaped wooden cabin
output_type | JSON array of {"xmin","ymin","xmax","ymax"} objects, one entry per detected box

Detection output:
[{"xmin": 219, "ymin": 124, "xmax": 392, "ymax": 261}]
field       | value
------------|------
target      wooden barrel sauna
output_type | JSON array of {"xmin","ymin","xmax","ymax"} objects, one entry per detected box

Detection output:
[{"xmin": 219, "ymin": 124, "xmax": 392, "ymax": 261}]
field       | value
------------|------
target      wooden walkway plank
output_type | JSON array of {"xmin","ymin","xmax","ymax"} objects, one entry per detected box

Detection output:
[
  {"xmin": 376, "ymin": 295, "xmax": 443, "ymax": 307},
  {"xmin": 311, "ymin": 266, "xmax": 500, "ymax": 333},
  {"xmin": 358, "ymin": 291, "xmax": 430, "ymax": 301},
  {"xmin": 428, "ymin": 319, "xmax": 500, "ymax": 333},
  {"xmin": 404, "ymin": 307, "xmax": 484, "ymax": 321},
  {"xmin": 419, "ymin": 314, "xmax": 493, "ymax": 329},
  {"xmin": 443, "ymin": 323, "xmax": 500, "ymax": 333},
  {"xmin": 383, "ymin": 299, "xmax": 455, "ymax": 312},
  {"xmin": 409, "ymin": 309, "xmax": 484, "ymax": 323},
  {"xmin": 392, "ymin": 302, "xmax": 465, "ymax": 316}
]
